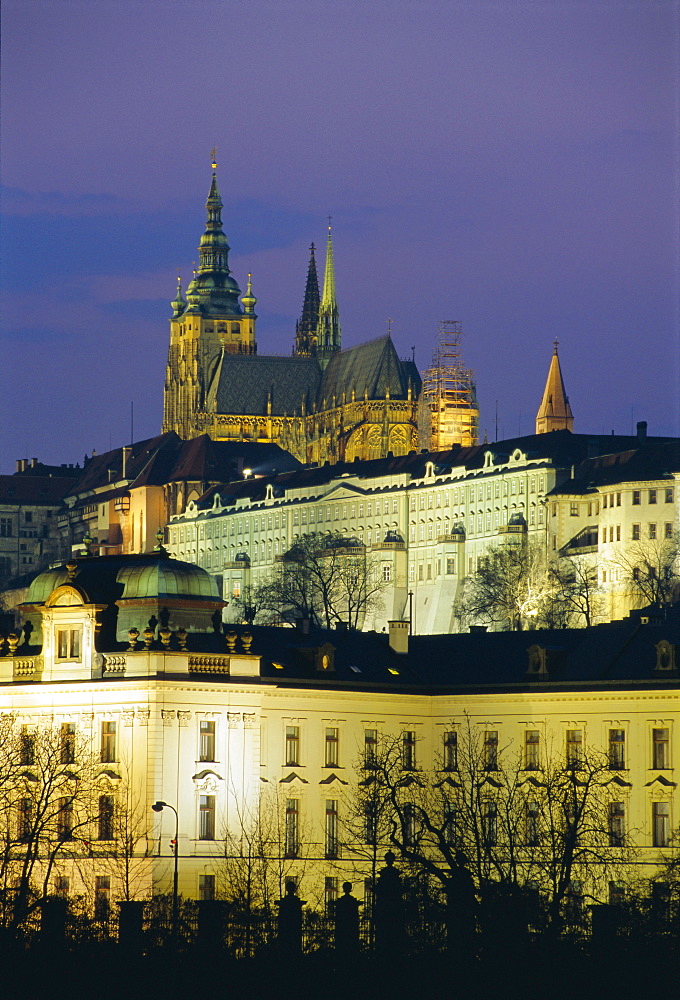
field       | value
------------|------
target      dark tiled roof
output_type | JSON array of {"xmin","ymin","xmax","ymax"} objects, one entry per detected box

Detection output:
[
  {"xmin": 223, "ymin": 604, "xmax": 680, "ymax": 692},
  {"xmin": 0, "ymin": 475, "xmax": 75, "ymax": 506},
  {"xmin": 212, "ymin": 355, "xmax": 321, "ymax": 416},
  {"xmin": 320, "ymin": 336, "xmax": 412, "ymax": 402},
  {"xmin": 63, "ymin": 433, "xmax": 301, "ymax": 497},
  {"xmin": 210, "ymin": 336, "xmax": 420, "ymax": 418},
  {"xmin": 549, "ymin": 440, "xmax": 680, "ymax": 496}
]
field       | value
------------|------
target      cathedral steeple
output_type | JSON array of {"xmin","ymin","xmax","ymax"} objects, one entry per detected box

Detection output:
[
  {"xmin": 316, "ymin": 221, "xmax": 341, "ymax": 367},
  {"xmin": 294, "ymin": 243, "xmax": 320, "ymax": 356},
  {"xmin": 535, "ymin": 341, "xmax": 574, "ymax": 434}
]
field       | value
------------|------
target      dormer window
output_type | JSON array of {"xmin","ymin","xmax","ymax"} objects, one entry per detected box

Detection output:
[{"xmin": 56, "ymin": 628, "xmax": 81, "ymax": 661}]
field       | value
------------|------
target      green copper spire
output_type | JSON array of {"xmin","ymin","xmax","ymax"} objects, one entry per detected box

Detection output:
[
  {"xmin": 295, "ymin": 243, "xmax": 320, "ymax": 356},
  {"xmin": 171, "ymin": 274, "xmax": 186, "ymax": 318},
  {"xmin": 184, "ymin": 152, "xmax": 243, "ymax": 315},
  {"xmin": 316, "ymin": 221, "xmax": 341, "ymax": 365}
]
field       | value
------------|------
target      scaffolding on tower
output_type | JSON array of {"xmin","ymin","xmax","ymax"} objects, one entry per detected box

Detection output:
[{"xmin": 421, "ymin": 321, "xmax": 479, "ymax": 450}]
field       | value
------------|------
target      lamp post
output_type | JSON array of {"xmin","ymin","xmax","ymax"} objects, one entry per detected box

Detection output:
[{"xmin": 152, "ymin": 800, "xmax": 179, "ymax": 937}]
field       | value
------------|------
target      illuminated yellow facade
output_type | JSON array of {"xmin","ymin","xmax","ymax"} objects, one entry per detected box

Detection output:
[{"xmin": 2, "ymin": 555, "xmax": 677, "ymax": 910}]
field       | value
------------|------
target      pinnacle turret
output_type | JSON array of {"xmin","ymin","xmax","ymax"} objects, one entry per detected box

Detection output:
[
  {"xmin": 316, "ymin": 222, "xmax": 341, "ymax": 366},
  {"xmin": 535, "ymin": 341, "xmax": 574, "ymax": 434},
  {"xmin": 294, "ymin": 244, "xmax": 320, "ymax": 356}
]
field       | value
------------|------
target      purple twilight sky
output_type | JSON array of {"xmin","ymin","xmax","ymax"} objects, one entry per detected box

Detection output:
[{"xmin": 1, "ymin": 0, "xmax": 679, "ymax": 473}]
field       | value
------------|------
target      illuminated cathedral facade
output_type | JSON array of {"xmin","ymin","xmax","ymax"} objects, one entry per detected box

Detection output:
[{"xmin": 162, "ymin": 159, "xmax": 423, "ymax": 465}]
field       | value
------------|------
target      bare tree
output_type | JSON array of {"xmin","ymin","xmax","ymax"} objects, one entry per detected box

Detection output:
[
  {"xmin": 613, "ymin": 533, "xmax": 680, "ymax": 608},
  {"xmin": 545, "ymin": 555, "xmax": 604, "ymax": 627},
  {"xmin": 454, "ymin": 539, "xmax": 550, "ymax": 631},
  {"xmin": 212, "ymin": 786, "xmax": 313, "ymax": 956},
  {"xmin": 0, "ymin": 720, "xmax": 100, "ymax": 932},
  {"xmin": 87, "ymin": 771, "xmax": 153, "ymax": 902},
  {"xmin": 344, "ymin": 721, "xmax": 637, "ymax": 934},
  {"xmin": 230, "ymin": 533, "xmax": 385, "ymax": 629}
]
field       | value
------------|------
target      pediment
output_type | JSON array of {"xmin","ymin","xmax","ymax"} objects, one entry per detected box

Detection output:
[
  {"xmin": 319, "ymin": 773, "xmax": 348, "ymax": 786},
  {"xmin": 320, "ymin": 483, "xmax": 367, "ymax": 502},
  {"xmin": 45, "ymin": 585, "xmax": 87, "ymax": 608}
]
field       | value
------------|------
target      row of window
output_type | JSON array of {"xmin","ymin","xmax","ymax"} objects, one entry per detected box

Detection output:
[
  {"xmin": 631, "ymin": 522, "xmax": 674, "ymax": 541},
  {"xmin": 17, "ymin": 793, "xmax": 115, "ymax": 842},
  {"xmin": 18, "ymin": 721, "xmax": 116, "ymax": 766},
  {"xmin": 281, "ymin": 726, "xmax": 672, "ymax": 773},
  {"xmin": 632, "ymin": 488, "xmax": 675, "ymax": 506}
]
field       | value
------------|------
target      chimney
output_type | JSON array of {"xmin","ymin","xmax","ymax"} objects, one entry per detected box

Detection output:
[
  {"xmin": 122, "ymin": 445, "xmax": 132, "ymax": 478},
  {"xmin": 388, "ymin": 620, "xmax": 409, "ymax": 654},
  {"xmin": 636, "ymin": 421, "xmax": 647, "ymax": 443},
  {"xmin": 31, "ymin": 458, "xmax": 37, "ymax": 468}
]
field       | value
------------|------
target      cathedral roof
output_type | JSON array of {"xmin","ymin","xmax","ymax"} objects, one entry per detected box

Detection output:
[
  {"xmin": 319, "ymin": 335, "xmax": 415, "ymax": 402},
  {"xmin": 209, "ymin": 334, "xmax": 420, "ymax": 416},
  {"xmin": 211, "ymin": 354, "xmax": 322, "ymax": 416}
]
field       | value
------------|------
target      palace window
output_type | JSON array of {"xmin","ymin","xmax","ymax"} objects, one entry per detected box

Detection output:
[
  {"xmin": 524, "ymin": 730, "xmax": 540, "ymax": 770},
  {"xmin": 325, "ymin": 800, "xmax": 339, "ymax": 858},
  {"xmin": 632, "ymin": 491, "xmax": 640, "ymax": 505},
  {"xmin": 97, "ymin": 795, "xmax": 114, "ymax": 841},
  {"xmin": 365, "ymin": 801, "xmax": 378, "ymax": 845},
  {"xmin": 632, "ymin": 523, "xmax": 640, "ymax": 540},
  {"xmin": 652, "ymin": 729, "xmax": 670, "ymax": 769},
  {"xmin": 56, "ymin": 628, "xmax": 81, "ymax": 661},
  {"xmin": 199, "ymin": 720, "xmax": 216, "ymax": 762},
  {"xmin": 652, "ymin": 802, "xmax": 670, "ymax": 847},
  {"xmin": 665, "ymin": 488, "xmax": 674, "ymax": 503},
  {"xmin": 402, "ymin": 730, "xmax": 416, "ymax": 770},
  {"xmin": 100, "ymin": 722, "xmax": 116, "ymax": 764},
  {"xmin": 443, "ymin": 730, "xmax": 457, "ymax": 771},
  {"xmin": 18, "ymin": 797, "xmax": 33, "ymax": 842},
  {"xmin": 484, "ymin": 730, "xmax": 498, "ymax": 771},
  {"xmin": 609, "ymin": 802, "xmax": 625, "ymax": 847},
  {"xmin": 94, "ymin": 876, "xmax": 111, "ymax": 922},
  {"xmin": 285, "ymin": 799, "xmax": 299, "ymax": 857},
  {"xmin": 198, "ymin": 795, "xmax": 215, "ymax": 840},
  {"xmin": 286, "ymin": 725, "xmax": 300, "ymax": 766},
  {"xmin": 324, "ymin": 877, "xmax": 339, "ymax": 915},
  {"xmin": 364, "ymin": 728, "xmax": 378, "ymax": 768},
  {"xmin": 482, "ymin": 800, "xmax": 497, "ymax": 847},
  {"xmin": 325, "ymin": 727, "xmax": 339, "ymax": 767},
  {"xmin": 566, "ymin": 730, "xmax": 582, "ymax": 767},
  {"xmin": 20, "ymin": 726, "xmax": 35, "ymax": 766},
  {"xmin": 665, "ymin": 522, "xmax": 674, "ymax": 538},
  {"xmin": 649, "ymin": 523, "xmax": 657, "ymax": 539},
  {"xmin": 609, "ymin": 730, "xmax": 625, "ymax": 770},
  {"xmin": 199, "ymin": 874, "xmax": 215, "ymax": 901},
  {"xmin": 649, "ymin": 490, "xmax": 657, "ymax": 504},
  {"xmin": 60, "ymin": 723, "xmax": 76, "ymax": 764},
  {"xmin": 57, "ymin": 797, "xmax": 73, "ymax": 841},
  {"xmin": 525, "ymin": 801, "xmax": 540, "ymax": 846}
]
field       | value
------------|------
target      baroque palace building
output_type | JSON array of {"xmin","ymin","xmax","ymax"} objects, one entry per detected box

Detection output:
[
  {"xmin": 166, "ymin": 424, "xmax": 679, "ymax": 634},
  {"xmin": 162, "ymin": 157, "xmax": 430, "ymax": 465},
  {"xmin": 1, "ymin": 551, "xmax": 677, "ymax": 910}
]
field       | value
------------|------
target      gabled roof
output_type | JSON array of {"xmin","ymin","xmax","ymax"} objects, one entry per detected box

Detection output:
[{"xmin": 319, "ymin": 335, "xmax": 413, "ymax": 402}]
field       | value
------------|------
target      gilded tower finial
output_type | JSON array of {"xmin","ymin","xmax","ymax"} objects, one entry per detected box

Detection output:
[{"xmin": 211, "ymin": 147, "xmax": 218, "ymax": 170}]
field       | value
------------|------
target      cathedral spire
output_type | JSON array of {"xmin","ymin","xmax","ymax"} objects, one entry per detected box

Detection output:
[
  {"xmin": 295, "ymin": 243, "xmax": 320, "ymax": 356},
  {"xmin": 198, "ymin": 151, "xmax": 231, "ymax": 278},
  {"xmin": 535, "ymin": 341, "xmax": 574, "ymax": 434},
  {"xmin": 316, "ymin": 220, "xmax": 341, "ymax": 366}
]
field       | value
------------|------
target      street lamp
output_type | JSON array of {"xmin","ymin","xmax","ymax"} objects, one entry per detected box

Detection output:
[{"xmin": 152, "ymin": 800, "xmax": 179, "ymax": 937}]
